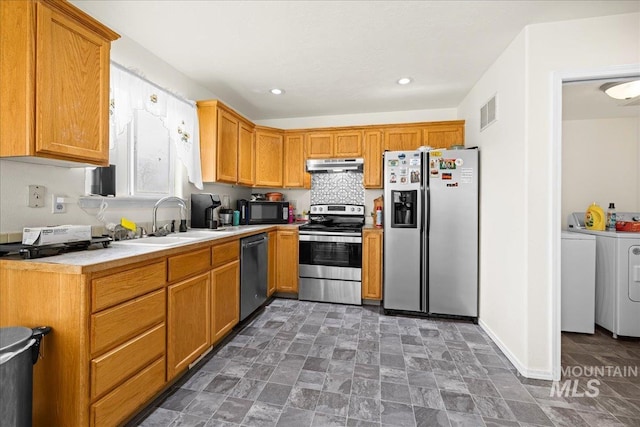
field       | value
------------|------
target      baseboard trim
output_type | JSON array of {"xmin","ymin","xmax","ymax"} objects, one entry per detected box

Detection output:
[{"xmin": 479, "ymin": 319, "xmax": 554, "ymax": 381}]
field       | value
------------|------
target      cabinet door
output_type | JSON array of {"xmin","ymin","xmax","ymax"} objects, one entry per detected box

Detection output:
[
  {"xmin": 196, "ymin": 102, "xmax": 217, "ymax": 182},
  {"xmin": 384, "ymin": 128, "xmax": 422, "ymax": 151},
  {"xmin": 211, "ymin": 260, "xmax": 240, "ymax": 344},
  {"xmin": 35, "ymin": 2, "xmax": 111, "ymax": 165},
  {"xmin": 363, "ymin": 131, "xmax": 383, "ymax": 189},
  {"xmin": 306, "ymin": 132, "xmax": 334, "ymax": 158},
  {"xmin": 362, "ymin": 230, "xmax": 383, "ymax": 300},
  {"xmin": 255, "ymin": 130, "xmax": 283, "ymax": 187},
  {"xmin": 267, "ymin": 231, "xmax": 277, "ymax": 297},
  {"xmin": 216, "ymin": 109, "xmax": 239, "ymax": 183},
  {"xmin": 283, "ymin": 133, "xmax": 306, "ymax": 188},
  {"xmin": 167, "ymin": 272, "xmax": 211, "ymax": 380},
  {"xmin": 276, "ymin": 230, "xmax": 299, "ymax": 293},
  {"xmin": 334, "ymin": 131, "xmax": 362, "ymax": 157},
  {"xmin": 238, "ymin": 121, "xmax": 255, "ymax": 185},
  {"xmin": 423, "ymin": 124, "xmax": 464, "ymax": 149}
]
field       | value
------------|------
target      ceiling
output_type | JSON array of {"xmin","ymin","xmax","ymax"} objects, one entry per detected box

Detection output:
[
  {"xmin": 71, "ymin": 1, "xmax": 640, "ymax": 121},
  {"xmin": 563, "ymin": 78, "xmax": 640, "ymax": 120}
]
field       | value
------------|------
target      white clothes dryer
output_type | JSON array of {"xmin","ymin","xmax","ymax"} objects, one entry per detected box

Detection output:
[{"xmin": 568, "ymin": 227, "xmax": 640, "ymax": 338}]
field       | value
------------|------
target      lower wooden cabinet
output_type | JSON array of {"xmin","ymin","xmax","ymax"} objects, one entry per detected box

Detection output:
[
  {"xmin": 167, "ymin": 272, "xmax": 211, "ymax": 380},
  {"xmin": 268, "ymin": 231, "xmax": 277, "ymax": 296},
  {"xmin": 91, "ymin": 356, "xmax": 166, "ymax": 427},
  {"xmin": 211, "ymin": 260, "xmax": 240, "ymax": 344},
  {"xmin": 362, "ymin": 229, "xmax": 383, "ymax": 300},
  {"xmin": 276, "ymin": 229, "xmax": 299, "ymax": 293},
  {"xmin": 0, "ymin": 231, "xmax": 298, "ymax": 427},
  {"xmin": 90, "ymin": 323, "xmax": 165, "ymax": 400}
]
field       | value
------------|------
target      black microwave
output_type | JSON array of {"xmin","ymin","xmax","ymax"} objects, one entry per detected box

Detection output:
[{"xmin": 237, "ymin": 200, "xmax": 289, "ymax": 224}]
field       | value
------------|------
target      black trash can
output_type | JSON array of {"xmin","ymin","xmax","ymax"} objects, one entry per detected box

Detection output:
[{"xmin": 0, "ymin": 326, "xmax": 51, "ymax": 427}]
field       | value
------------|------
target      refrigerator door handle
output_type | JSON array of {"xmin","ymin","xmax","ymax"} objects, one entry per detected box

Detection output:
[{"xmin": 426, "ymin": 186, "xmax": 431, "ymax": 234}]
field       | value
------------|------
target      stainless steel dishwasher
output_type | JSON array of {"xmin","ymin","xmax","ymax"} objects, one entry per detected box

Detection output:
[{"xmin": 240, "ymin": 233, "xmax": 268, "ymax": 321}]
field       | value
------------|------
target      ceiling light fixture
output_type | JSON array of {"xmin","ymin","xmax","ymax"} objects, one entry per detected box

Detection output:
[
  {"xmin": 270, "ymin": 88, "xmax": 284, "ymax": 95},
  {"xmin": 397, "ymin": 77, "xmax": 412, "ymax": 85},
  {"xmin": 600, "ymin": 80, "xmax": 640, "ymax": 100}
]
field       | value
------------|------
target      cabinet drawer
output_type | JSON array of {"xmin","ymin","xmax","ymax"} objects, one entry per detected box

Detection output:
[
  {"xmin": 91, "ymin": 356, "xmax": 165, "ymax": 427},
  {"xmin": 168, "ymin": 247, "xmax": 211, "ymax": 282},
  {"xmin": 212, "ymin": 240, "xmax": 239, "ymax": 268},
  {"xmin": 92, "ymin": 261, "xmax": 166, "ymax": 312},
  {"xmin": 91, "ymin": 323, "xmax": 165, "ymax": 400},
  {"xmin": 91, "ymin": 290, "xmax": 165, "ymax": 355}
]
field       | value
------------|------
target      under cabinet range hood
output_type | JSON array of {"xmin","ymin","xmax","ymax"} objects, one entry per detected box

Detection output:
[{"xmin": 306, "ymin": 158, "xmax": 364, "ymax": 173}]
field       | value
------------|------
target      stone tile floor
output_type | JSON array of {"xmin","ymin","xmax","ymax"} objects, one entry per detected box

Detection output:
[{"xmin": 127, "ymin": 299, "xmax": 640, "ymax": 427}]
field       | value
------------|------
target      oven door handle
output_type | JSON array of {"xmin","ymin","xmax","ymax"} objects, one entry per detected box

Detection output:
[{"xmin": 299, "ymin": 234, "xmax": 362, "ymax": 243}]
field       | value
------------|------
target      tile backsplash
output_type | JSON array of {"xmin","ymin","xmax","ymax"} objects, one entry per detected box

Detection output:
[{"xmin": 310, "ymin": 172, "xmax": 365, "ymax": 205}]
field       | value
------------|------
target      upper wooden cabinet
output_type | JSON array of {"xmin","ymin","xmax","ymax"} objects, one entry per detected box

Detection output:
[
  {"xmin": 423, "ymin": 122, "xmax": 464, "ymax": 149},
  {"xmin": 197, "ymin": 100, "xmax": 253, "ymax": 184},
  {"xmin": 363, "ymin": 130, "xmax": 383, "ymax": 189},
  {"xmin": 306, "ymin": 132, "xmax": 334, "ymax": 158},
  {"xmin": 334, "ymin": 130, "xmax": 363, "ymax": 157},
  {"xmin": 217, "ymin": 109, "xmax": 239, "ymax": 183},
  {"xmin": 384, "ymin": 127, "xmax": 423, "ymax": 151},
  {"xmin": 196, "ymin": 99, "xmax": 465, "ymax": 188},
  {"xmin": 0, "ymin": 0, "xmax": 119, "ymax": 166},
  {"xmin": 238, "ymin": 121, "xmax": 255, "ymax": 185},
  {"xmin": 255, "ymin": 128, "xmax": 283, "ymax": 187},
  {"xmin": 283, "ymin": 132, "xmax": 308, "ymax": 188},
  {"xmin": 306, "ymin": 130, "xmax": 362, "ymax": 159}
]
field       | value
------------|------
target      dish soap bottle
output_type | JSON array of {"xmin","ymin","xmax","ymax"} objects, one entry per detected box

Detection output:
[{"xmin": 606, "ymin": 202, "xmax": 616, "ymax": 231}]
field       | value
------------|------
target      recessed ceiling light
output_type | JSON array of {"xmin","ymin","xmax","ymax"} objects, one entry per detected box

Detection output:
[
  {"xmin": 270, "ymin": 88, "xmax": 284, "ymax": 95},
  {"xmin": 397, "ymin": 77, "xmax": 413, "ymax": 85},
  {"xmin": 600, "ymin": 80, "xmax": 640, "ymax": 100}
]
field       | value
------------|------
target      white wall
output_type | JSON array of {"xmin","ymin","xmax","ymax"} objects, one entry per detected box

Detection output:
[
  {"xmin": 562, "ymin": 117, "xmax": 640, "ymax": 229},
  {"xmin": 457, "ymin": 32, "xmax": 529, "ymax": 373},
  {"xmin": 458, "ymin": 12, "xmax": 640, "ymax": 378}
]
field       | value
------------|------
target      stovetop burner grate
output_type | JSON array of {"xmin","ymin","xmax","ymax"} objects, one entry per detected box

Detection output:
[{"xmin": 0, "ymin": 237, "xmax": 112, "ymax": 259}]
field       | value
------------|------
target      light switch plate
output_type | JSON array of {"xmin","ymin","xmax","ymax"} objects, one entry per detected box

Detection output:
[{"xmin": 28, "ymin": 185, "xmax": 45, "ymax": 208}]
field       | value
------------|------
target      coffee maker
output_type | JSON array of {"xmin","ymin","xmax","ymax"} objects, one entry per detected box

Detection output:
[{"xmin": 191, "ymin": 193, "xmax": 221, "ymax": 228}]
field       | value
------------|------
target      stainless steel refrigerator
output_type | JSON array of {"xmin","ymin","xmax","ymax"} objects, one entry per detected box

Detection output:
[{"xmin": 383, "ymin": 148, "xmax": 478, "ymax": 319}]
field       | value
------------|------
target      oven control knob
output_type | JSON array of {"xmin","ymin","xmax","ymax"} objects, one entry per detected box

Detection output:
[
  {"xmin": 311, "ymin": 207, "xmax": 316, "ymax": 212},
  {"xmin": 351, "ymin": 207, "xmax": 355, "ymax": 212}
]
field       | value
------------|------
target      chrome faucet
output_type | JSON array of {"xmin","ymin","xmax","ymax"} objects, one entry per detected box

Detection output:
[{"xmin": 152, "ymin": 196, "xmax": 187, "ymax": 234}]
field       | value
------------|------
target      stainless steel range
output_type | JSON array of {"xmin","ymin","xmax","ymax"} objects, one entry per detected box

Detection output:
[{"xmin": 298, "ymin": 204, "xmax": 365, "ymax": 305}]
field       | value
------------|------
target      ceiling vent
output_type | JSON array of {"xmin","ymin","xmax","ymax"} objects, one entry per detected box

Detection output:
[{"xmin": 480, "ymin": 95, "xmax": 497, "ymax": 131}]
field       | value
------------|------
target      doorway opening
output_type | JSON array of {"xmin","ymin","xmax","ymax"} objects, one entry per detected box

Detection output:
[{"xmin": 551, "ymin": 65, "xmax": 640, "ymax": 382}]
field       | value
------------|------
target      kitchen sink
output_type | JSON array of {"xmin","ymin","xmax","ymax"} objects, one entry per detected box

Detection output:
[{"xmin": 115, "ymin": 235, "xmax": 200, "ymax": 247}]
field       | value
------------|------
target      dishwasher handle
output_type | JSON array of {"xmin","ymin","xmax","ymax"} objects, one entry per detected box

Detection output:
[{"xmin": 241, "ymin": 235, "xmax": 268, "ymax": 248}]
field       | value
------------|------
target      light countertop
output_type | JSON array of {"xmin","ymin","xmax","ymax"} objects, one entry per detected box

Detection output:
[{"xmin": 0, "ymin": 224, "xmax": 302, "ymax": 273}]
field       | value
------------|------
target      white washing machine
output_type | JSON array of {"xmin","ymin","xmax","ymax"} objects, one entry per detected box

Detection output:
[
  {"xmin": 567, "ymin": 217, "xmax": 640, "ymax": 338},
  {"xmin": 561, "ymin": 231, "xmax": 596, "ymax": 333}
]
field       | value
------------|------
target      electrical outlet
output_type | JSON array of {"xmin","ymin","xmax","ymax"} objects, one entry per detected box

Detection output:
[
  {"xmin": 28, "ymin": 185, "xmax": 45, "ymax": 208},
  {"xmin": 52, "ymin": 195, "xmax": 66, "ymax": 214}
]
